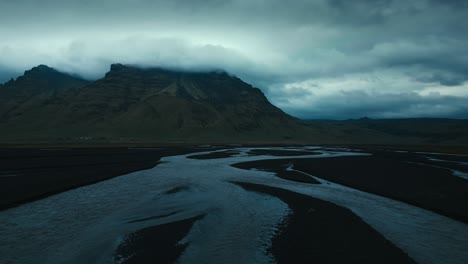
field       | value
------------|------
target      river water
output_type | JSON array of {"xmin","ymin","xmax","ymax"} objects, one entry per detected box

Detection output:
[{"xmin": 0, "ymin": 147, "xmax": 467, "ymax": 264}]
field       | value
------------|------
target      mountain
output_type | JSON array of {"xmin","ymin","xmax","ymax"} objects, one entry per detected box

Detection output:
[
  {"xmin": 0, "ymin": 64, "xmax": 313, "ymax": 144},
  {"xmin": 0, "ymin": 65, "xmax": 89, "ymax": 122},
  {"xmin": 1, "ymin": 64, "xmax": 467, "ymax": 146}
]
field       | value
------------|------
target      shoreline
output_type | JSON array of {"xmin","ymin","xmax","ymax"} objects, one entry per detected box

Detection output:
[
  {"xmin": 232, "ymin": 150, "xmax": 468, "ymax": 224},
  {"xmin": 1, "ymin": 146, "xmax": 467, "ymax": 263},
  {"xmin": 0, "ymin": 147, "xmax": 204, "ymax": 211},
  {"xmin": 235, "ymin": 182, "xmax": 416, "ymax": 264}
]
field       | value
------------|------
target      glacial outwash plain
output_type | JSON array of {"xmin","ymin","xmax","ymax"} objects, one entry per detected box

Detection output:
[{"xmin": 1, "ymin": 62, "xmax": 468, "ymax": 264}]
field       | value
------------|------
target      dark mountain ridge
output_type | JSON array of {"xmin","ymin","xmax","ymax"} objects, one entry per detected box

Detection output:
[
  {"xmin": 0, "ymin": 64, "xmax": 310, "ymax": 144},
  {"xmin": 0, "ymin": 65, "xmax": 89, "ymax": 124},
  {"xmin": 1, "ymin": 64, "xmax": 467, "ymax": 146},
  {"xmin": 1, "ymin": 65, "xmax": 88, "ymax": 91}
]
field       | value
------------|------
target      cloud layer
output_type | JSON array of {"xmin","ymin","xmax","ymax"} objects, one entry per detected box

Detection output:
[{"xmin": 1, "ymin": 0, "xmax": 467, "ymax": 119}]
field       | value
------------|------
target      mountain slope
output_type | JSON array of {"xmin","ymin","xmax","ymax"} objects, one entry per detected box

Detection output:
[
  {"xmin": 1, "ymin": 64, "xmax": 467, "ymax": 146},
  {"xmin": 0, "ymin": 65, "xmax": 89, "ymax": 123},
  {"xmin": 0, "ymin": 64, "xmax": 311, "ymax": 144}
]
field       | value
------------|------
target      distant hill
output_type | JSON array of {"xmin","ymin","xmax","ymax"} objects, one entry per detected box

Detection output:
[
  {"xmin": 305, "ymin": 118, "xmax": 468, "ymax": 146},
  {"xmin": 1, "ymin": 64, "xmax": 467, "ymax": 146}
]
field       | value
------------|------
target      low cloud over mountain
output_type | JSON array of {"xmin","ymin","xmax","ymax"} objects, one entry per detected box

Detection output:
[{"xmin": 1, "ymin": 0, "xmax": 467, "ymax": 119}]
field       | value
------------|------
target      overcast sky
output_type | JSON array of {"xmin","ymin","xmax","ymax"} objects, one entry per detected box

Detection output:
[{"xmin": 1, "ymin": 0, "xmax": 467, "ymax": 119}]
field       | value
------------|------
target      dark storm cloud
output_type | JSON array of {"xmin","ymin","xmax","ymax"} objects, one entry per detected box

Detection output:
[
  {"xmin": 284, "ymin": 91, "xmax": 468, "ymax": 120},
  {"xmin": 0, "ymin": 0, "xmax": 467, "ymax": 118}
]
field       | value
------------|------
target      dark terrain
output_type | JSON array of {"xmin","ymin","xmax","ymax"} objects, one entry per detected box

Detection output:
[
  {"xmin": 1, "ymin": 146, "xmax": 467, "ymax": 264},
  {"xmin": 307, "ymin": 118, "xmax": 468, "ymax": 146},
  {"xmin": 0, "ymin": 147, "xmax": 205, "ymax": 210},
  {"xmin": 236, "ymin": 182, "xmax": 416, "ymax": 264},
  {"xmin": 233, "ymin": 149, "xmax": 468, "ymax": 223},
  {"xmin": 114, "ymin": 215, "xmax": 205, "ymax": 264},
  {"xmin": 187, "ymin": 150, "xmax": 240, "ymax": 159}
]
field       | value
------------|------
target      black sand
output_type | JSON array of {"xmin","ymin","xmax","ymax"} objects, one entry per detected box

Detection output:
[
  {"xmin": 247, "ymin": 149, "xmax": 320, "ymax": 156},
  {"xmin": 114, "ymin": 215, "xmax": 204, "ymax": 264},
  {"xmin": 233, "ymin": 150, "xmax": 468, "ymax": 223},
  {"xmin": 0, "ymin": 147, "xmax": 202, "ymax": 210},
  {"xmin": 235, "ymin": 182, "xmax": 416, "ymax": 264},
  {"xmin": 187, "ymin": 150, "xmax": 239, "ymax": 159}
]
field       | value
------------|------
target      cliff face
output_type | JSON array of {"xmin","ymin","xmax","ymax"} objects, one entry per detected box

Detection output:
[{"xmin": 0, "ymin": 64, "xmax": 307, "ymax": 143}]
